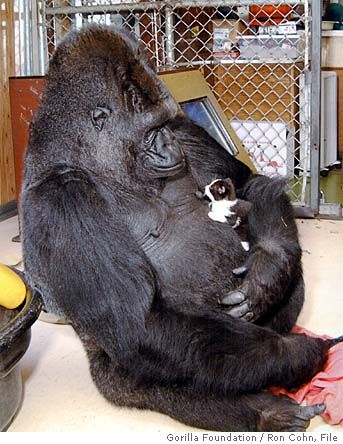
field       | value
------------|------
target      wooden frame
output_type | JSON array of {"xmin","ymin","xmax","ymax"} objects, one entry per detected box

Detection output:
[
  {"xmin": 0, "ymin": 0, "xmax": 16, "ymax": 205},
  {"xmin": 160, "ymin": 68, "xmax": 255, "ymax": 170}
]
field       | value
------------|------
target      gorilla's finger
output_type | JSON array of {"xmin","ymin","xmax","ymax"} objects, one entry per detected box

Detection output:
[
  {"xmin": 242, "ymin": 311, "xmax": 254, "ymax": 321},
  {"xmin": 296, "ymin": 403, "xmax": 325, "ymax": 420},
  {"xmin": 222, "ymin": 290, "xmax": 246, "ymax": 306},
  {"xmin": 227, "ymin": 302, "xmax": 250, "ymax": 318},
  {"xmin": 232, "ymin": 266, "xmax": 248, "ymax": 278}
]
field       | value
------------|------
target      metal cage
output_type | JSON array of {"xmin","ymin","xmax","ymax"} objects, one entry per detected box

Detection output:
[{"xmin": 41, "ymin": 0, "xmax": 321, "ymax": 212}]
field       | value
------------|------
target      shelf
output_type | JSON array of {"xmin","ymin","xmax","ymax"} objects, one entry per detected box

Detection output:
[{"xmin": 322, "ymin": 30, "xmax": 343, "ymax": 37}]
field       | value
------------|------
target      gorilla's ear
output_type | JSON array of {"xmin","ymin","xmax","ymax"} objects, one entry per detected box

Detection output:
[
  {"xmin": 91, "ymin": 106, "xmax": 111, "ymax": 131},
  {"xmin": 127, "ymin": 85, "xmax": 143, "ymax": 112}
]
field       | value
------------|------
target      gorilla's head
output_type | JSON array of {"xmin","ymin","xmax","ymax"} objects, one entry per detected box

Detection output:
[{"xmin": 34, "ymin": 25, "xmax": 185, "ymax": 186}]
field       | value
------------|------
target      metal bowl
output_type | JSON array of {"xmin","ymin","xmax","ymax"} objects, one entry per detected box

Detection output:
[{"xmin": 0, "ymin": 285, "xmax": 42, "ymax": 431}]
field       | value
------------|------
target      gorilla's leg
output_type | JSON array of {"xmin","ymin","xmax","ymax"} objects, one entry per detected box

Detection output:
[
  {"xmin": 221, "ymin": 174, "xmax": 302, "ymax": 324},
  {"xmin": 121, "ymin": 308, "xmax": 332, "ymax": 396},
  {"xmin": 257, "ymin": 271, "xmax": 304, "ymax": 334},
  {"xmin": 86, "ymin": 346, "xmax": 324, "ymax": 432}
]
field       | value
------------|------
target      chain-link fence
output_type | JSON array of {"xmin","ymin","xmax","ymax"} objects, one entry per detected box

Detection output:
[{"xmin": 40, "ymin": 1, "xmax": 321, "ymax": 211}]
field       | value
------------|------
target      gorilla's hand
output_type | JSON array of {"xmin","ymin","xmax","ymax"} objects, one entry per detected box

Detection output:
[
  {"xmin": 221, "ymin": 287, "xmax": 253, "ymax": 321},
  {"xmin": 220, "ymin": 175, "xmax": 303, "ymax": 326},
  {"xmin": 221, "ymin": 242, "xmax": 291, "ymax": 322}
]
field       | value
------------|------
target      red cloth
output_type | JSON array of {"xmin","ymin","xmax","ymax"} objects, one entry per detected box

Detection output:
[{"xmin": 272, "ymin": 326, "xmax": 343, "ymax": 425}]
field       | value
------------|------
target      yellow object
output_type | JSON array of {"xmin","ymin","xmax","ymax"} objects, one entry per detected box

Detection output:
[{"xmin": 0, "ymin": 264, "xmax": 26, "ymax": 309}]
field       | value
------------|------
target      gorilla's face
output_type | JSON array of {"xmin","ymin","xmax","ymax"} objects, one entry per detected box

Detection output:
[
  {"xmin": 46, "ymin": 25, "xmax": 186, "ymax": 182},
  {"xmin": 139, "ymin": 126, "xmax": 185, "ymax": 179},
  {"xmin": 108, "ymin": 32, "xmax": 186, "ymax": 179}
]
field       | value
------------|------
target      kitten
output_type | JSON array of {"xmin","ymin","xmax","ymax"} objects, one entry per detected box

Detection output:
[{"xmin": 204, "ymin": 178, "xmax": 252, "ymax": 251}]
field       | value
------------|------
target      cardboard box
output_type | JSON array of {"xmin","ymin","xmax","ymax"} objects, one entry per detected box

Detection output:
[
  {"xmin": 237, "ymin": 33, "xmax": 304, "ymax": 60},
  {"xmin": 213, "ymin": 19, "xmax": 245, "ymax": 59},
  {"xmin": 258, "ymin": 21, "xmax": 297, "ymax": 35},
  {"xmin": 231, "ymin": 120, "xmax": 294, "ymax": 177}
]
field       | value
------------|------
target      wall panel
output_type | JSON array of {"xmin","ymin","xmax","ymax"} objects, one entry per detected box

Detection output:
[{"xmin": 0, "ymin": 0, "xmax": 16, "ymax": 205}]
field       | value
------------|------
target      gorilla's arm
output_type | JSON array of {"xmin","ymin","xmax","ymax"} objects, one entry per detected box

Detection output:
[
  {"xmin": 168, "ymin": 115, "xmax": 252, "ymax": 190},
  {"xmin": 169, "ymin": 116, "xmax": 302, "ymax": 326},
  {"xmin": 21, "ymin": 165, "xmax": 156, "ymax": 362},
  {"xmin": 223, "ymin": 175, "xmax": 302, "ymax": 324}
]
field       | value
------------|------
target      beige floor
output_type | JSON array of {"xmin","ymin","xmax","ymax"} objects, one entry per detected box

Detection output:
[{"xmin": 0, "ymin": 216, "xmax": 342, "ymax": 432}]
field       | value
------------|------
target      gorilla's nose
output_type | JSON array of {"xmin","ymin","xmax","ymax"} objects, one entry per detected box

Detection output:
[{"xmin": 154, "ymin": 129, "xmax": 184, "ymax": 166}]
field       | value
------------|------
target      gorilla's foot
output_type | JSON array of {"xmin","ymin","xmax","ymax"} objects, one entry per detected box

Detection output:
[
  {"xmin": 326, "ymin": 336, "xmax": 343, "ymax": 347},
  {"xmin": 255, "ymin": 395, "xmax": 325, "ymax": 432}
]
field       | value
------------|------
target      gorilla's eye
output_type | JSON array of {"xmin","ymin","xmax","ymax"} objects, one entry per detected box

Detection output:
[
  {"xmin": 144, "ymin": 129, "xmax": 156, "ymax": 146},
  {"xmin": 91, "ymin": 106, "xmax": 111, "ymax": 132},
  {"xmin": 128, "ymin": 85, "xmax": 138, "ymax": 105}
]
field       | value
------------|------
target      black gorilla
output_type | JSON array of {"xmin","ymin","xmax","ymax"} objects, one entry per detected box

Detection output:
[{"xmin": 21, "ymin": 25, "xmax": 340, "ymax": 431}]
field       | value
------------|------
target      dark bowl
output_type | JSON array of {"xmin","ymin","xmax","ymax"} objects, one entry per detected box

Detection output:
[{"xmin": 0, "ymin": 284, "xmax": 42, "ymax": 431}]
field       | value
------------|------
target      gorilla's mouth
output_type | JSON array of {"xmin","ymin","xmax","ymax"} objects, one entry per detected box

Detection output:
[{"xmin": 147, "ymin": 158, "xmax": 186, "ymax": 178}]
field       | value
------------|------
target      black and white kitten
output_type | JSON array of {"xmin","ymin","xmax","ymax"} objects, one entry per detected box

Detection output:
[{"xmin": 204, "ymin": 178, "xmax": 252, "ymax": 251}]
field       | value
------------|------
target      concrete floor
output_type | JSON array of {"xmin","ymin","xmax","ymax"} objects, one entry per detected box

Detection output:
[{"xmin": 0, "ymin": 216, "xmax": 342, "ymax": 432}]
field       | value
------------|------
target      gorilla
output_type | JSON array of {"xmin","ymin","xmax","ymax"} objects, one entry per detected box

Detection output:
[{"xmin": 21, "ymin": 25, "xmax": 341, "ymax": 431}]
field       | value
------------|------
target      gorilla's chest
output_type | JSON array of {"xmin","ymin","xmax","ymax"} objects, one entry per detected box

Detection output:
[{"xmin": 128, "ymin": 176, "xmax": 246, "ymax": 300}]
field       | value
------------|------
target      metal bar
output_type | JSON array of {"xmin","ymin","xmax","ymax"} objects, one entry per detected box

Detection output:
[
  {"xmin": 309, "ymin": 0, "xmax": 322, "ymax": 213},
  {"xmin": 299, "ymin": 0, "xmax": 310, "ymax": 203},
  {"xmin": 39, "ymin": 0, "xmax": 49, "ymax": 73},
  {"xmin": 164, "ymin": 5, "xmax": 174, "ymax": 66},
  {"xmin": 46, "ymin": 3, "xmax": 156, "ymax": 15},
  {"xmin": 23, "ymin": 0, "xmax": 30, "ymax": 75},
  {"xmin": 17, "ymin": 0, "xmax": 23, "ymax": 75},
  {"xmin": 31, "ymin": 0, "xmax": 41, "ymax": 74},
  {"xmin": 172, "ymin": 58, "xmax": 304, "ymax": 68},
  {"xmin": 46, "ymin": 0, "xmax": 307, "ymax": 16},
  {"xmin": 152, "ymin": 9, "xmax": 161, "ymax": 68},
  {"xmin": 304, "ymin": 0, "xmax": 309, "ymax": 67}
]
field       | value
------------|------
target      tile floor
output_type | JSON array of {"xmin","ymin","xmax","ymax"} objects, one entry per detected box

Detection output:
[{"xmin": 0, "ymin": 216, "xmax": 342, "ymax": 432}]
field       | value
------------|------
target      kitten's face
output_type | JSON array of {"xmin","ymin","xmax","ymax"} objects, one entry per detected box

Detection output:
[{"xmin": 205, "ymin": 179, "xmax": 235, "ymax": 202}]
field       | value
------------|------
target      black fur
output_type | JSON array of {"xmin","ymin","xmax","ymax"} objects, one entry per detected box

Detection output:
[{"xmin": 21, "ymin": 25, "xmax": 342, "ymax": 432}]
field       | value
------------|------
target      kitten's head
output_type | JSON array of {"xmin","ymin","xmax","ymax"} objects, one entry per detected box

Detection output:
[{"xmin": 204, "ymin": 178, "xmax": 236, "ymax": 202}]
